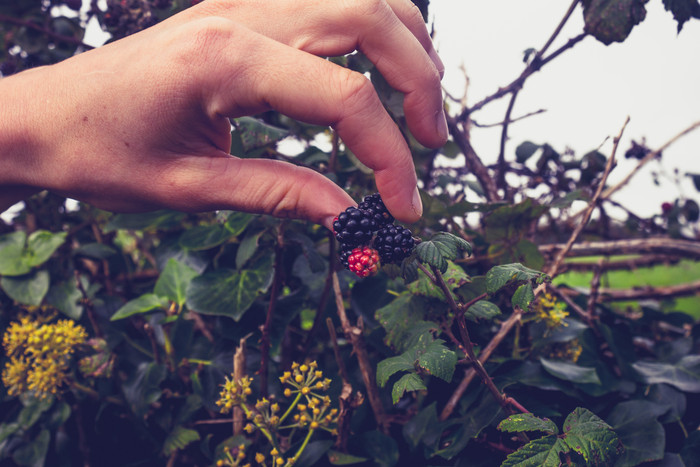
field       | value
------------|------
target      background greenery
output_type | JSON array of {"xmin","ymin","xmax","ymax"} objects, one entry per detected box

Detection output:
[{"xmin": 1, "ymin": 1, "xmax": 700, "ymax": 466}]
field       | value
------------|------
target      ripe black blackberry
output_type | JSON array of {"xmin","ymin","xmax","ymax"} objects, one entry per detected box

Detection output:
[
  {"xmin": 358, "ymin": 193, "xmax": 394, "ymax": 228},
  {"xmin": 332, "ymin": 207, "xmax": 376, "ymax": 248},
  {"xmin": 372, "ymin": 224, "xmax": 415, "ymax": 264}
]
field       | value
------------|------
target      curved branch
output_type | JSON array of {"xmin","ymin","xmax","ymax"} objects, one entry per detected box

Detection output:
[{"xmin": 539, "ymin": 238, "xmax": 700, "ymax": 260}]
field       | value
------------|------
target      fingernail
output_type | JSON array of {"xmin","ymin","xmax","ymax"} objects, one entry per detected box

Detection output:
[
  {"xmin": 436, "ymin": 109, "xmax": 448, "ymax": 142},
  {"xmin": 412, "ymin": 186, "xmax": 423, "ymax": 218}
]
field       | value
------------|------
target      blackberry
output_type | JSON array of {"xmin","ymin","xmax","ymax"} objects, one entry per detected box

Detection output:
[
  {"xmin": 372, "ymin": 224, "xmax": 415, "ymax": 264},
  {"xmin": 358, "ymin": 193, "xmax": 394, "ymax": 228},
  {"xmin": 347, "ymin": 247, "xmax": 381, "ymax": 278},
  {"xmin": 332, "ymin": 207, "xmax": 376, "ymax": 248}
]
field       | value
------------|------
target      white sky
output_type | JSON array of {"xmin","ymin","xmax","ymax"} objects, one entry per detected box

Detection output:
[{"xmin": 430, "ymin": 0, "xmax": 700, "ymax": 217}]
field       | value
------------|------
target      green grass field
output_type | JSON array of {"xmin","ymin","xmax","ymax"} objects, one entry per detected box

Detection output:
[{"xmin": 553, "ymin": 258, "xmax": 700, "ymax": 319}]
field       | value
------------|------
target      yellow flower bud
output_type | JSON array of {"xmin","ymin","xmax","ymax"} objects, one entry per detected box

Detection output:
[
  {"xmin": 301, "ymin": 387, "xmax": 310, "ymax": 395},
  {"xmin": 276, "ymin": 458, "xmax": 284, "ymax": 466},
  {"xmin": 270, "ymin": 448, "xmax": 279, "ymax": 456},
  {"xmin": 255, "ymin": 453, "xmax": 265, "ymax": 463},
  {"xmin": 284, "ymin": 388, "xmax": 293, "ymax": 397},
  {"xmin": 299, "ymin": 364, "xmax": 308, "ymax": 373},
  {"xmin": 294, "ymin": 374, "xmax": 304, "ymax": 383}
]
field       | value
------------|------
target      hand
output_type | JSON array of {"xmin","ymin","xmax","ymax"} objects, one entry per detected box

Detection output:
[{"xmin": 0, "ymin": 0, "xmax": 446, "ymax": 229}]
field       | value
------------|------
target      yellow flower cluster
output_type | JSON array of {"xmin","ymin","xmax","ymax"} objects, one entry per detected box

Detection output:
[
  {"xmin": 2, "ymin": 316, "xmax": 87, "ymax": 399},
  {"xmin": 279, "ymin": 361, "xmax": 331, "ymax": 398},
  {"xmin": 216, "ymin": 444, "xmax": 250, "ymax": 467},
  {"xmin": 216, "ymin": 375, "xmax": 253, "ymax": 413},
  {"xmin": 533, "ymin": 292, "xmax": 569, "ymax": 328}
]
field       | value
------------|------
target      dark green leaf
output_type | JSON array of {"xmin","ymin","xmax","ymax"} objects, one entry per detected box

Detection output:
[
  {"xmin": 72, "ymin": 242, "xmax": 117, "ymax": 259},
  {"xmin": 1, "ymin": 270, "xmax": 50, "ymax": 306},
  {"xmin": 498, "ymin": 413, "xmax": 558, "ymax": 435},
  {"xmin": 515, "ymin": 141, "xmax": 541, "ymax": 163},
  {"xmin": 235, "ymin": 229, "xmax": 264, "ymax": 269},
  {"xmin": 376, "ymin": 353, "xmax": 415, "ymax": 387},
  {"xmin": 123, "ymin": 362, "xmax": 167, "ymax": 417},
  {"xmin": 485, "ymin": 263, "xmax": 547, "ymax": 294},
  {"xmin": 415, "ymin": 232, "xmax": 471, "ymax": 273},
  {"xmin": 233, "ymin": 117, "xmax": 289, "ymax": 154},
  {"xmin": 104, "ymin": 210, "xmax": 185, "ymax": 232},
  {"xmin": 582, "ymin": 0, "xmax": 648, "ymax": 45},
  {"xmin": 632, "ymin": 355, "xmax": 700, "ymax": 392},
  {"xmin": 154, "ymin": 259, "xmax": 199, "ymax": 307},
  {"xmin": 24, "ymin": 230, "xmax": 67, "ymax": 268},
  {"xmin": 416, "ymin": 339, "xmax": 457, "ymax": 383},
  {"xmin": 45, "ymin": 280, "xmax": 83, "ymax": 319},
  {"xmin": 178, "ymin": 224, "xmax": 233, "ymax": 251},
  {"xmin": 463, "ymin": 300, "xmax": 501, "ymax": 322},
  {"xmin": 607, "ymin": 400, "xmax": 666, "ymax": 466},
  {"xmin": 18, "ymin": 397, "xmax": 53, "ymax": 429},
  {"xmin": 512, "ymin": 283, "xmax": 535, "ymax": 310},
  {"xmin": 407, "ymin": 260, "xmax": 469, "ymax": 300},
  {"xmin": 0, "ymin": 231, "xmax": 29, "ymax": 275},
  {"xmin": 688, "ymin": 172, "xmax": 700, "ymax": 192},
  {"xmin": 12, "ymin": 428, "xmax": 50, "ymax": 466},
  {"xmin": 391, "ymin": 373, "xmax": 426, "ymax": 404},
  {"xmin": 662, "ymin": 0, "xmax": 700, "ymax": 31},
  {"xmin": 402, "ymin": 402, "xmax": 438, "ymax": 449},
  {"xmin": 680, "ymin": 430, "xmax": 700, "ymax": 467},
  {"xmin": 501, "ymin": 435, "xmax": 568, "ymax": 467},
  {"xmin": 540, "ymin": 357, "xmax": 601, "ymax": 385},
  {"xmin": 0, "ymin": 423, "xmax": 19, "ymax": 444},
  {"xmin": 375, "ymin": 293, "xmax": 438, "ymax": 352},
  {"xmin": 562, "ymin": 407, "xmax": 621, "ymax": 466},
  {"xmin": 186, "ymin": 267, "xmax": 272, "ymax": 320},
  {"xmin": 110, "ymin": 293, "xmax": 170, "ymax": 321},
  {"xmin": 162, "ymin": 426, "xmax": 200, "ymax": 456},
  {"xmin": 222, "ymin": 211, "xmax": 254, "ymax": 237},
  {"xmin": 350, "ymin": 430, "xmax": 399, "ymax": 467},
  {"xmin": 327, "ymin": 450, "xmax": 368, "ymax": 465}
]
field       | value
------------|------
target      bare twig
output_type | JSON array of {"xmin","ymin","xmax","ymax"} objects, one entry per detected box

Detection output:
[
  {"xmin": 259, "ymin": 224, "xmax": 285, "ymax": 397},
  {"xmin": 447, "ymin": 117, "xmax": 499, "ymax": 201},
  {"xmin": 602, "ymin": 120, "xmax": 700, "ymax": 200},
  {"xmin": 597, "ymin": 280, "xmax": 700, "ymax": 301},
  {"xmin": 232, "ymin": 336, "xmax": 249, "ymax": 436},
  {"xmin": 539, "ymin": 238, "xmax": 700, "ymax": 260},
  {"xmin": 471, "ymin": 108, "xmax": 546, "ymax": 128}
]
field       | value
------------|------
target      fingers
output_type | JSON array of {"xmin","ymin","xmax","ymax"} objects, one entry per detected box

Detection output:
[{"xmin": 196, "ymin": 19, "xmax": 422, "ymax": 221}]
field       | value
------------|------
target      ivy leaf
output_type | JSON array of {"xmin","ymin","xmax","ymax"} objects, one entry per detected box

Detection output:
[
  {"xmin": 391, "ymin": 373, "xmax": 426, "ymax": 404},
  {"xmin": 178, "ymin": 224, "xmax": 233, "ymax": 251},
  {"xmin": 1, "ymin": 270, "xmax": 50, "ymax": 306},
  {"xmin": 498, "ymin": 413, "xmax": 558, "ymax": 435},
  {"xmin": 582, "ymin": 0, "xmax": 648, "ymax": 45},
  {"xmin": 122, "ymin": 362, "xmax": 167, "ymax": 417},
  {"xmin": 104, "ymin": 210, "xmax": 185, "ymax": 232},
  {"xmin": 0, "ymin": 230, "xmax": 66, "ymax": 276},
  {"xmin": 632, "ymin": 355, "xmax": 700, "ymax": 392},
  {"xmin": 562, "ymin": 407, "xmax": 621, "ymax": 466},
  {"xmin": 662, "ymin": 0, "xmax": 700, "ymax": 32},
  {"xmin": 186, "ymin": 267, "xmax": 272, "ymax": 321},
  {"xmin": 111, "ymin": 293, "xmax": 170, "ymax": 321},
  {"xmin": 154, "ymin": 259, "xmax": 199, "ymax": 307},
  {"xmin": 606, "ymin": 400, "xmax": 665, "ymax": 466},
  {"xmin": 485, "ymin": 263, "xmax": 547, "ymax": 295},
  {"xmin": 415, "ymin": 232, "xmax": 471, "ymax": 273},
  {"xmin": 501, "ymin": 435, "xmax": 569, "ymax": 467},
  {"xmin": 515, "ymin": 141, "xmax": 541, "ymax": 163},
  {"xmin": 402, "ymin": 402, "xmax": 438, "ymax": 450},
  {"xmin": 162, "ymin": 425, "xmax": 200, "ymax": 457},
  {"xmin": 540, "ymin": 358, "xmax": 601, "ymax": 385},
  {"xmin": 376, "ymin": 353, "xmax": 415, "ymax": 388}
]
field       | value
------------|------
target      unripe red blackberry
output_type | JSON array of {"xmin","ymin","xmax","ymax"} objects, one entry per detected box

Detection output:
[
  {"xmin": 347, "ymin": 247, "xmax": 381, "ymax": 278},
  {"xmin": 332, "ymin": 207, "xmax": 377, "ymax": 248},
  {"xmin": 358, "ymin": 193, "xmax": 394, "ymax": 228},
  {"xmin": 372, "ymin": 224, "xmax": 415, "ymax": 264}
]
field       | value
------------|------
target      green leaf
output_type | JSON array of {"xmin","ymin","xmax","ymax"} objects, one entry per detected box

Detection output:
[
  {"xmin": 680, "ymin": 430, "xmax": 700, "ymax": 467},
  {"xmin": 606, "ymin": 400, "xmax": 665, "ymax": 466},
  {"xmin": 123, "ymin": 362, "xmax": 167, "ymax": 417},
  {"xmin": 415, "ymin": 232, "xmax": 471, "ymax": 273},
  {"xmin": 501, "ymin": 435, "xmax": 569, "ymax": 467},
  {"xmin": 233, "ymin": 117, "xmax": 289, "ymax": 155},
  {"xmin": 515, "ymin": 141, "xmax": 541, "ymax": 163},
  {"xmin": 222, "ymin": 211, "xmax": 254, "ymax": 236},
  {"xmin": 186, "ymin": 267, "xmax": 272, "ymax": 320},
  {"xmin": 104, "ymin": 210, "xmax": 185, "ymax": 232},
  {"xmin": 688, "ymin": 172, "xmax": 700, "ymax": 192},
  {"xmin": 391, "ymin": 373, "xmax": 426, "ymax": 404},
  {"xmin": 327, "ymin": 450, "xmax": 368, "ymax": 465},
  {"xmin": 498, "ymin": 413, "xmax": 558, "ymax": 435},
  {"xmin": 12, "ymin": 428, "xmax": 50, "ymax": 466},
  {"xmin": 178, "ymin": 224, "xmax": 233, "ymax": 251},
  {"xmin": 463, "ymin": 300, "xmax": 501, "ymax": 322},
  {"xmin": 562, "ymin": 407, "xmax": 621, "ymax": 466},
  {"xmin": 662, "ymin": 0, "xmax": 700, "ymax": 32},
  {"xmin": 154, "ymin": 259, "xmax": 199, "ymax": 307},
  {"xmin": 72, "ymin": 242, "xmax": 117, "ymax": 259},
  {"xmin": 485, "ymin": 263, "xmax": 547, "ymax": 294},
  {"xmin": 407, "ymin": 260, "xmax": 470, "ymax": 300},
  {"xmin": 45, "ymin": 280, "xmax": 83, "ymax": 319},
  {"xmin": 402, "ymin": 402, "xmax": 438, "ymax": 449},
  {"xmin": 110, "ymin": 293, "xmax": 170, "ymax": 321},
  {"xmin": 235, "ymin": 229, "xmax": 264, "ymax": 269},
  {"xmin": 376, "ymin": 353, "xmax": 415, "ymax": 387},
  {"xmin": 162, "ymin": 425, "xmax": 200, "ymax": 456},
  {"xmin": 512, "ymin": 282, "xmax": 535, "ymax": 310},
  {"xmin": 375, "ymin": 293, "xmax": 438, "ymax": 352},
  {"xmin": 295, "ymin": 440, "xmax": 334, "ymax": 467},
  {"xmin": 350, "ymin": 430, "xmax": 399, "ymax": 467},
  {"xmin": 0, "ymin": 231, "xmax": 29, "ymax": 275},
  {"xmin": 25, "ymin": 230, "xmax": 67, "ymax": 267},
  {"xmin": 632, "ymin": 355, "xmax": 700, "ymax": 392},
  {"xmin": 582, "ymin": 0, "xmax": 648, "ymax": 45},
  {"xmin": 416, "ymin": 339, "xmax": 458, "ymax": 383},
  {"xmin": 1, "ymin": 270, "xmax": 50, "ymax": 306},
  {"xmin": 540, "ymin": 358, "xmax": 601, "ymax": 385}
]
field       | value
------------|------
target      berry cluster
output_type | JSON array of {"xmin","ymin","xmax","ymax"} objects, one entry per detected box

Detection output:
[{"xmin": 333, "ymin": 193, "xmax": 415, "ymax": 278}]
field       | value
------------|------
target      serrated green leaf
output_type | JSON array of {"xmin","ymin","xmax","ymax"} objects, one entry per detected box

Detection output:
[
  {"xmin": 416, "ymin": 339, "xmax": 457, "ymax": 383},
  {"xmin": 376, "ymin": 354, "xmax": 415, "ymax": 387},
  {"xmin": 415, "ymin": 232, "xmax": 471, "ymax": 273},
  {"xmin": 415, "ymin": 239, "xmax": 447, "ymax": 273},
  {"xmin": 375, "ymin": 293, "xmax": 438, "ymax": 352},
  {"xmin": 186, "ymin": 267, "xmax": 272, "ymax": 321},
  {"xmin": 540, "ymin": 358, "xmax": 601, "ymax": 385},
  {"xmin": 391, "ymin": 373, "xmax": 426, "ymax": 404},
  {"xmin": 1, "ymin": 270, "xmax": 50, "ymax": 306},
  {"xmin": 464, "ymin": 300, "xmax": 502, "ymax": 322},
  {"xmin": 485, "ymin": 263, "xmax": 547, "ymax": 294},
  {"xmin": 162, "ymin": 425, "xmax": 200, "ymax": 456},
  {"xmin": 501, "ymin": 435, "xmax": 568, "ymax": 467},
  {"xmin": 407, "ymin": 260, "xmax": 469, "ymax": 300},
  {"xmin": 632, "ymin": 355, "xmax": 700, "ymax": 392},
  {"xmin": 562, "ymin": 407, "xmax": 621, "ymax": 466},
  {"xmin": 498, "ymin": 413, "xmax": 558, "ymax": 435},
  {"xmin": 110, "ymin": 293, "xmax": 170, "ymax": 321},
  {"xmin": 512, "ymin": 282, "xmax": 535, "ymax": 309},
  {"xmin": 154, "ymin": 259, "xmax": 199, "ymax": 307}
]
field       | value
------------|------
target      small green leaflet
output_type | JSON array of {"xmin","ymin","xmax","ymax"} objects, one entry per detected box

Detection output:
[
  {"xmin": 415, "ymin": 232, "xmax": 471, "ymax": 273},
  {"xmin": 498, "ymin": 413, "xmax": 558, "ymax": 435},
  {"xmin": 485, "ymin": 263, "xmax": 548, "ymax": 294},
  {"xmin": 391, "ymin": 373, "xmax": 426, "ymax": 404}
]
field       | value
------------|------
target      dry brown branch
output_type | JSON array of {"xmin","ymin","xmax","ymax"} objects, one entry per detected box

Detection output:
[
  {"xmin": 597, "ymin": 280, "xmax": 700, "ymax": 301},
  {"xmin": 232, "ymin": 336, "xmax": 248, "ymax": 436},
  {"xmin": 332, "ymin": 272, "xmax": 387, "ymax": 431},
  {"xmin": 447, "ymin": 117, "xmax": 499, "ymax": 201},
  {"xmin": 602, "ymin": 120, "xmax": 700, "ymax": 200},
  {"xmin": 553, "ymin": 255, "xmax": 682, "ymax": 274},
  {"xmin": 539, "ymin": 238, "xmax": 700, "ymax": 260}
]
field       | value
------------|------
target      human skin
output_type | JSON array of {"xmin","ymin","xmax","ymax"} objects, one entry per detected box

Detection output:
[{"xmin": 0, "ymin": 0, "xmax": 446, "ymax": 229}]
